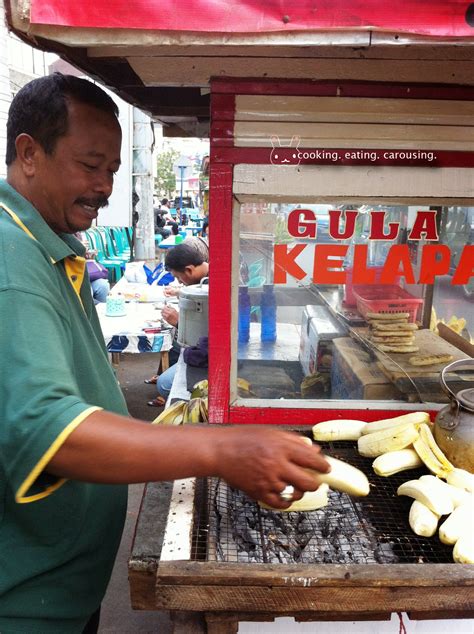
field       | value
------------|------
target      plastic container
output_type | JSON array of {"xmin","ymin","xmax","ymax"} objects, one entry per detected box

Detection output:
[
  {"xmin": 344, "ymin": 266, "xmax": 381, "ymax": 306},
  {"xmin": 353, "ymin": 285, "xmax": 423, "ymax": 323},
  {"xmin": 238, "ymin": 286, "xmax": 251, "ymax": 344},
  {"xmin": 260, "ymin": 284, "xmax": 277, "ymax": 342}
]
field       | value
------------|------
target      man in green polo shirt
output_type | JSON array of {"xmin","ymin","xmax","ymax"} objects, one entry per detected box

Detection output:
[{"xmin": 0, "ymin": 74, "xmax": 329, "ymax": 634}]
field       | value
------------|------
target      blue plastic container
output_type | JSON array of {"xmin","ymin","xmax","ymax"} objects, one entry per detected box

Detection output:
[
  {"xmin": 238, "ymin": 286, "xmax": 251, "ymax": 344},
  {"xmin": 260, "ymin": 284, "xmax": 277, "ymax": 342}
]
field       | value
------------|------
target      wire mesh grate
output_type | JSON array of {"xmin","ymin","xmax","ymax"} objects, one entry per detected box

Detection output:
[{"xmin": 190, "ymin": 438, "xmax": 455, "ymax": 565}]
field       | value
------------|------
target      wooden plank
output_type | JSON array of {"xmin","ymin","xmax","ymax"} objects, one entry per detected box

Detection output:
[
  {"xmin": 171, "ymin": 611, "xmax": 207, "ymax": 633},
  {"xmin": 129, "ymin": 567, "xmax": 158, "ymax": 610},
  {"xmin": 160, "ymin": 479, "xmax": 196, "ymax": 562},
  {"xmin": 232, "ymin": 165, "xmax": 474, "ymax": 200},
  {"xmin": 152, "ymin": 584, "xmax": 474, "ymax": 613},
  {"xmin": 127, "ymin": 57, "xmax": 474, "ymax": 88},
  {"xmin": 156, "ymin": 561, "xmax": 474, "ymax": 587},
  {"xmin": 369, "ymin": 329, "xmax": 471, "ymax": 382},
  {"xmin": 212, "ymin": 79, "xmax": 474, "ymax": 101},
  {"xmin": 408, "ymin": 610, "xmax": 474, "ymax": 620},
  {"xmin": 89, "ymin": 45, "xmax": 474, "ymax": 62},
  {"xmin": 232, "ymin": 122, "xmax": 474, "ymax": 150},
  {"xmin": 233, "ymin": 95, "xmax": 474, "ymax": 126},
  {"xmin": 437, "ymin": 323, "xmax": 474, "ymax": 358}
]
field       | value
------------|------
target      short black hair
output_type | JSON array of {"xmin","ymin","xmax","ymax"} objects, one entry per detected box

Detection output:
[
  {"xmin": 6, "ymin": 73, "xmax": 119, "ymax": 165},
  {"xmin": 165, "ymin": 243, "xmax": 206, "ymax": 271},
  {"xmin": 161, "ymin": 198, "xmax": 169, "ymax": 205}
]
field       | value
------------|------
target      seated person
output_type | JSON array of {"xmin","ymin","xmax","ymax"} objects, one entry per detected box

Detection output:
[
  {"xmin": 76, "ymin": 232, "xmax": 110, "ymax": 303},
  {"xmin": 147, "ymin": 243, "xmax": 209, "ymax": 406}
]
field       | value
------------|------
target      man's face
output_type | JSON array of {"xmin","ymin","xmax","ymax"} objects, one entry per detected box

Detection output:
[
  {"xmin": 169, "ymin": 265, "xmax": 201, "ymax": 286},
  {"xmin": 26, "ymin": 99, "xmax": 121, "ymax": 233}
]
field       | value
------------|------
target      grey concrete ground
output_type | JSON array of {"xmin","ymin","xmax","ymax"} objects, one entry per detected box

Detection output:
[{"xmin": 99, "ymin": 352, "xmax": 173, "ymax": 633}]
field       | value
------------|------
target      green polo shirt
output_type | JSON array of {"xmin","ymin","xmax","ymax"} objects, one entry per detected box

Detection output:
[{"xmin": 0, "ymin": 180, "xmax": 129, "ymax": 633}]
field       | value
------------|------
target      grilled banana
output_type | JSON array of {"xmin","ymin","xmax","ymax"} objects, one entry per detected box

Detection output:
[
  {"xmin": 409, "ymin": 500, "xmax": 439, "ymax": 537},
  {"xmin": 357, "ymin": 423, "xmax": 419, "ymax": 458},
  {"xmin": 397, "ymin": 479, "xmax": 454, "ymax": 516},
  {"xmin": 372, "ymin": 448, "xmax": 422, "ymax": 477},
  {"xmin": 312, "ymin": 419, "xmax": 367, "ymax": 442}
]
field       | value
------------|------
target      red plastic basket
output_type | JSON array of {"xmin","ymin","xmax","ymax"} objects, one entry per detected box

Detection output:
[{"xmin": 352, "ymin": 285, "xmax": 423, "ymax": 323}]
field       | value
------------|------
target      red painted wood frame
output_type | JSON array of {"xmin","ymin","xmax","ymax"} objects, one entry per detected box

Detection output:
[{"xmin": 207, "ymin": 78, "xmax": 474, "ymax": 425}]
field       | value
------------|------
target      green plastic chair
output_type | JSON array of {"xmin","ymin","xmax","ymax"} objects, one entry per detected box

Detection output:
[
  {"xmin": 96, "ymin": 228, "xmax": 129, "ymax": 268},
  {"xmin": 86, "ymin": 229, "xmax": 123, "ymax": 282},
  {"xmin": 111, "ymin": 227, "xmax": 131, "ymax": 258}
]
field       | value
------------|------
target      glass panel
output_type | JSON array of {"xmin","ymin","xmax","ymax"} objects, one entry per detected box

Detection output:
[{"xmin": 235, "ymin": 203, "xmax": 474, "ymax": 405}]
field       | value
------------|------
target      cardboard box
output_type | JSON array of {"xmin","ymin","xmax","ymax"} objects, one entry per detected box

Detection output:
[
  {"xmin": 299, "ymin": 306, "xmax": 346, "ymax": 376},
  {"xmin": 331, "ymin": 337, "xmax": 401, "ymax": 400}
]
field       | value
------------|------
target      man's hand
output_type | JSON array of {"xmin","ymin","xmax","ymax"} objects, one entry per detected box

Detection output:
[
  {"xmin": 163, "ymin": 286, "xmax": 180, "ymax": 298},
  {"xmin": 162, "ymin": 305, "xmax": 179, "ymax": 326},
  {"xmin": 212, "ymin": 426, "xmax": 331, "ymax": 510}
]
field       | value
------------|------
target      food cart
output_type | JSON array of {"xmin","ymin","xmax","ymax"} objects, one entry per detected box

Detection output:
[{"xmin": 5, "ymin": 1, "xmax": 474, "ymax": 630}]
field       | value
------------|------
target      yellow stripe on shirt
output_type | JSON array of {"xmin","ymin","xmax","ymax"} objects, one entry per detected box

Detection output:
[
  {"xmin": 64, "ymin": 254, "xmax": 86, "ymax": 305},
  {"xmin": 16, "ymin": 406, "xmax": 102, "ymax": 503}
]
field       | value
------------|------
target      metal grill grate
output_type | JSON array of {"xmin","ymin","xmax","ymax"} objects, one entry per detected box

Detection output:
[{"xmin": 190, "ymin": 439, "xmax": 455, "ymax": 565}]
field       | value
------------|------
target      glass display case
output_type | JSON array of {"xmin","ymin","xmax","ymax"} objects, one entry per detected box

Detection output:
[
  {"xmin": 234, "ymin": 203, "xmax": 473, "ymax": 407},
  {"xmin": 208, "ymin": 79, "xmax": 474, "ymax": 424}
]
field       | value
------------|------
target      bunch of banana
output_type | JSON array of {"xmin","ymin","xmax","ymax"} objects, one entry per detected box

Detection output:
[
  {"xmin": 236, "ymin": 378, "xmax": 257, "ymax": 398},
  {"xmin": 152, "ymin": 399, "xmax": 187, "ymax": 425},
  {"xmin": 152, "ymin": 397, "xmax": 208, "ymax": 425},
  {"xmin": 191, "ymin": 379, "xmax": 208, "ymax": 399},
  {"xmin": 431, "ymin": 307, "xmax": 469, "ymax": 338},
  {"xmin": 190, "ymin": 378, "xmax": 255, "ymax": 399},
  {"xmin": 300, "ymin": 372, "xmax": 330, "ymax": 398}
]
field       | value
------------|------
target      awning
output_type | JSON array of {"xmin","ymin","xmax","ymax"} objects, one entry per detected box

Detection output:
[
  {"xmin": 30, "ymin": 0, "xmax": 474, "ymax": 37},
  {"xmin": 5, "ymin": 0, "xmax": 474, "ymax": 136}
]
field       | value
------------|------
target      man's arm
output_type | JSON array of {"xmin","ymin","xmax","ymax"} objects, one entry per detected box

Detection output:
[{"xmin": 46, "ymin": 410, "xmax": 330, "ymax": 510}]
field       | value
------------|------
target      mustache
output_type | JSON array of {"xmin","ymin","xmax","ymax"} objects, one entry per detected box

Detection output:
[{"xmin": 75, "ymin": 197, "xmax": 109, "ymax": 209}]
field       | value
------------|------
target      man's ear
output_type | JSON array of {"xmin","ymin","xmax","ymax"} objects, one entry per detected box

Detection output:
[
  {"xmin": 14, "ymin": 133, "xmax": 41, "ymax": 177},
  {"xmin": 184, "ymin": 264, "xmax": 195, "ymax": 276}
]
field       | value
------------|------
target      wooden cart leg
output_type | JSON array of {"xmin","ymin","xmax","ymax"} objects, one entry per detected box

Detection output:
[
  {"xmin": 111, "ymin": 352, "xmax": 121, "ymax": 370},
  {"xmin": 170, "ymin": 611, "xmax": 206, "ymax": 633},
  {"xmin": 159, "ymin": 351, "xmax": 170, "ymax": 373},
  {"xmin": 204, "ymin": 613, "xmax": 239, "ymax": 634}
]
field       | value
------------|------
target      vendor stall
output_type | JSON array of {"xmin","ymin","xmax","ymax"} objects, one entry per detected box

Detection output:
[{"xmin": 5, "ymin": 1, "xmax": 474, "ymax": 631}]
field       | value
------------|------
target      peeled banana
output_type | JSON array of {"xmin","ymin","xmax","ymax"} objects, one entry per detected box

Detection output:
[
  {"xmin": 409, "ymin": 500, "xmax": 439, "ymax": 537},
  {"xmin": 311, "ymin": 456, "xmax": 370, "ymax": 497},
  {"xmin": 446, "ymin": 468, "xmax": 474, "ymax": 493},
  {"xmin": 259, "ymin": 483, "xmax": 329, "ymax": 512},
  {"xmin": 453, "ymin": 532, "xmax": 474, "ymax": 564},
  {"xmin": 372, "ymin": 448, "xmax": 422, "ymax": 477},
  {"xmin": 312, "ymin": 419, "xmax": 367, "ymax": 442},
  {"xmin": 357, "ymin": 423, "xmax": 419, "ymax": 458},
  {"xmin": 360, "ymin": 412, "xmax": 430, "ymax": 435},
  {"xmin": 419, "ymin": 475, "xmax": 470, "ymax": 509},
  {"xmin": 397, "ymin": 478, "xmax": 454, "ymax": 516},
  {"xmin": 439, "ymin": 501, "xmax": 474, "ymax": 545},
  {"xmin": 413, "ymin": 424, "xmax": 453, "ymax": 478}
]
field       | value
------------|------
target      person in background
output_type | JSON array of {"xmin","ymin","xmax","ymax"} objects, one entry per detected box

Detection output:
[
  {"xmin": 0, "ymin": 73, "xmax": 330, "ymax": 634},
  {"xmin": 147, "ymin": 243, "xmax": 209, "ymax": 406},
  {"xmin": 76, "ymin": 232, "xmax": 110, "ymax": 303},
  {"xmin": 144, "ymin": 234, "xmax": 209, "ymax": 387},
  {"xmin": 200, "ymin": 217, "xmax": 209, "ymax": 238},
  {"xmin": 86, "ymin": 252, "xmax": 110, "ymax": 303}
]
